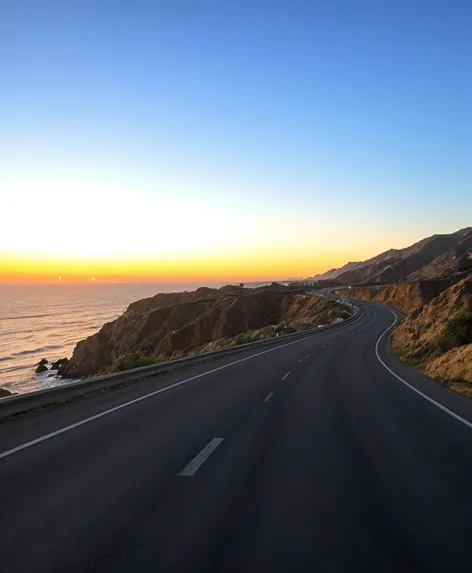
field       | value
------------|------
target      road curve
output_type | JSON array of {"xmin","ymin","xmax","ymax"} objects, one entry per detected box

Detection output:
[{"xmin": 1, "ymin": 299, "xmax": 472, "ymax": 572}]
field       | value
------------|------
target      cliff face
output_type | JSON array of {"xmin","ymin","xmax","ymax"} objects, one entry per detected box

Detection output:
[
  {"xmin": 335, "ymin": 281, "xmax": 450, "ymax": 315},
  {"xmin": 338, "ymin": 278, "xmax": 472, "ymax": 389},
  {"xmin": 62, "ymin": 287, "xmax": 350, "ymax": 378},
  {"xmin": 425, "ymin": 345, "xmax": 472, "ymax": 390},
  {"xmin": 392, "ymin": 278, "xmax": 472, "ymax": 369}
]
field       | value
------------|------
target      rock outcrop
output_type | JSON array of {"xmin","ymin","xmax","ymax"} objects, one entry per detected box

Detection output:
[
  {"xmin": 62, "ymin": 286, "xmax": 351, "ymax": 378},
  {"xmin": 339, "ymin": 277, "xmax": 472, "ymax": 392},
  {"xmin": 392, "ymin": 277, "xmax": 472, "ymax": 370},
  {"xmin": 51, "ymin": 358, "xmax": 69, "ymax": 370},
  {"xmin": 0, "ymin": 388, "xmax": 12, "ymax": 398},
  {"xmin": 335, "ymin": 280, "xmax": 451, "ymax": 315}
]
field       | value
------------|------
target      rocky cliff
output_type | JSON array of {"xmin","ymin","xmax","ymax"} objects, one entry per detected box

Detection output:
[
  {"xmin": 338, "ymin": 278, "xmax": 472, "ymax": 392},
  {"xmin": 335, "ymin": 280, "xmax": 451, "ymax": 314},
  {"xmin": 392, "ymin": 278, "xmax": 472, "ymax": 383},
  {"xmin": 61, "ymin": 286, "xmax": 351, "ymax": 378}
]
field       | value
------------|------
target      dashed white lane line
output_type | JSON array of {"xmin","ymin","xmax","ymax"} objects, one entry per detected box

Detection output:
[
  {"xmin": 264, "ymin": 391, "xmax": 274, "ymax": 403},
  {"xmin": 305, "ymin": 355, "xmax": 310, "ymax": 359},
  {"xmin": 0, "ymin": 333, "xmax": 317, "ymax": 462},
  {"xmin": 178, "ymin": 438, "xmax": 224, "ymax": 477},
  {"xmin": 281, "ymin": 371, "xmax": 291, "ymax": 381},
  {"xmin": 298, "ymin": 359, "xmax": 303, "ymax": 363}
]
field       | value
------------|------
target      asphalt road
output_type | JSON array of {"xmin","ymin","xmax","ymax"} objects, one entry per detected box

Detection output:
[{"xmin": 2, "ymin": 299, "xmax": 472, "ymax": 572}]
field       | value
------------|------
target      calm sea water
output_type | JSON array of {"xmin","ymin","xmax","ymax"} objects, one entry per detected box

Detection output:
[{"xmin": 0, "ymin": 282, "xmax": 224, "ymax": 395}]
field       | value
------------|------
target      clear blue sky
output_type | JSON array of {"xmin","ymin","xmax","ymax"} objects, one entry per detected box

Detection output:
[{"xmin": 2, "ymin": 0, "xmax": 471, "ymax": 280}]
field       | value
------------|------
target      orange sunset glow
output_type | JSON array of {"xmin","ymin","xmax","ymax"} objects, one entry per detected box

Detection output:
[{"xmin": 0, "ymin": 250, "xmax": 353, "ymax": 283}]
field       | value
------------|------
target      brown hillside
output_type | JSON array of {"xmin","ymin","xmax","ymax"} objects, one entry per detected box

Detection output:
[
  {"xmin": 407, "ymin": 231, "xmax": 472, "ymax": 281},
  {"xmin": 336, "ymin": 281, "xmax": 450, "ymax": 314},
  {"xmin": 392, "ymin": 278, "xmax": 472, "ymax": 358},
  {"xmin": 61, "ymin": 287, "xmax": 350, "ymax": 378}
]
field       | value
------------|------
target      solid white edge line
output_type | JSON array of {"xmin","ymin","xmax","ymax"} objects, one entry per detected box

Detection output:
[
  {"xmin": 0, "ymin": 331, "xmax": 323, "ymax": 461},
  {"xmin": 178, "ymin": 438, "xmax": 224, "ymax": 477},
  {"xmin": 375, "ymin": 310, "xmax": 472, "ymax": 431},
  {"xmin": 281, "ymin": 371, "xmax": 291, "ymax": 381},
  {"xmin": 264, "ymin": 391, "xmax": 274, "ymax": 403},
  {"xmin": 1, "ymin": 308, "xmax": 367, "ymax": 462}
]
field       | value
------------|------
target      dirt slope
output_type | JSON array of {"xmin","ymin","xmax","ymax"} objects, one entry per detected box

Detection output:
[
  {"xmin": 61, "ymin": 287, "xmax": 350, "ymax": 378},
  {"xmin": 392, "ymin": 277, "xmax": 472, "ymax": 362},
  {"xmin": 335, "ymin": 281, "xmax": 450, "ymax": 314}
]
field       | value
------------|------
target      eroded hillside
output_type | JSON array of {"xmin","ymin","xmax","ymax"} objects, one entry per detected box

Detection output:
[
  {"xmin": 335, "ymin": 281, "xmax": 450, "ymax": 314},
  {"xmin": 392, "ymin": 278, "xmax": 472, "ymax": 387},
  {"xmin": 61, "ymin": 286, "xmax": 351, "ymax": 378}
]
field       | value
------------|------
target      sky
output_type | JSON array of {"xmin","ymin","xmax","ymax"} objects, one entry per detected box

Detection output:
[{"xmin": 2, "ymin": 0, "xmax": 471, "ymax": 282}]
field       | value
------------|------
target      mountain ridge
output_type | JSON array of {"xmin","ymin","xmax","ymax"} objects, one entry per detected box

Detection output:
[{"xmin": 309, "ymin": 227, "xmax": 472, "ymax": 285}]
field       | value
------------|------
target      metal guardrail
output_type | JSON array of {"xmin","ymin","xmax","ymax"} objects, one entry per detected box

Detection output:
[{"xmin": 0, "ymin": 301, "xmax": 361, "ymax": 420}]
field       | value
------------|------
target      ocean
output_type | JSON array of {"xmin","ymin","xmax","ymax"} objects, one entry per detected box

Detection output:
[{"xmin": 0, "ymin": 282, "xmax": 225, "ymax": 395}]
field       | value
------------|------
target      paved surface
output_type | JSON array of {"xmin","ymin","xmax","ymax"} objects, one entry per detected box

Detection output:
[{"xmin": 1, "ymin": 299, "xmax": 472, "ymax": 572}]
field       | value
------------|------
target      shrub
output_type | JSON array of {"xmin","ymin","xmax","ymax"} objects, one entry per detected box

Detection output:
[
  {"xmin": 111, "ymin": 352, "xmax": 167, "ymax": 373},
  {"xmin": 234, "ymin": 334, "xmax": 253, "ymax": 345},
  {"xmin": 281, "ymin": 326, "xmax": 297, "ymax": 335},
  {"xmin": 440, "ymin": 311, "xmax": 472, "ymax": 350}
]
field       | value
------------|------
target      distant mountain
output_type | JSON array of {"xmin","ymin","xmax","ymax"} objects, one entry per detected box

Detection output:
[
  {"xmin": 307, "ymin": 261, "xmax": 362, "ymax": 281},
  {"xmin": 309, "ymin": 227, "xmax": 472, "ymax": 285},
  {"xmin": 407, "ymin": 229, "xmax": 472, "ymax": 280}
]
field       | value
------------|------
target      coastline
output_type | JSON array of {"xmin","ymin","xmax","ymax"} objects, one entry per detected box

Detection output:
[{"xmin": 0, "ymin": 282, "xmax": 227, "ymax": 395}]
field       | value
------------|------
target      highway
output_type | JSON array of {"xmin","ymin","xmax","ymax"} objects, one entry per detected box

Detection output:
[{"xmin": 2, "ymin": 299, "xmax": 472, "ymax": 572}]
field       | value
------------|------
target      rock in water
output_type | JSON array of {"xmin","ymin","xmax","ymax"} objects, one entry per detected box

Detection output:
[
  {"xmin": 57, "ymin": 359, "xmax": 70, "ymax": 376},
  {"xmin": 51, "ymin": 358, "xmax": 69, "ymax": 370},
  {"xmin": 37, "ymin": 358, "xmax": 48, "ymax": 367},
  {"xmin": 35, "ymin": 364, "xmax": 48, "ymax": 374}
]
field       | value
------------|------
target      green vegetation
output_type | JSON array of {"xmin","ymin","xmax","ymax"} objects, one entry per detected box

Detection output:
[
  {"xmin": 338, "ymin": 310, "xmax": 351, "ymax": 320},
  {"xmin": 432, "ymin": 375, "xmax": 472, "ymax": 398},
  {"xmin": 234, "ymin": 334, "xmax": 255, "ymax": 345},
  {"xmin": 110, "ymin": 352, "xmax": 171, "ymax": 373},
  {"xmin": 232, "ymin": 325, "xmax": 298, "ymax": 347},
  {"xmin": 392, "ymin": 346, "xmax": 433, "ymax": 369},
  {"xmin": 276, "ymin": 326, "xmax": 297, "ymax": 335},
  {"xmin": 439, "ymin": 310, "xmax": 472, "ymax": 350},
  {"xmin": 336, "ymin": 302, "xmax": 352, "ymax": 313}
]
